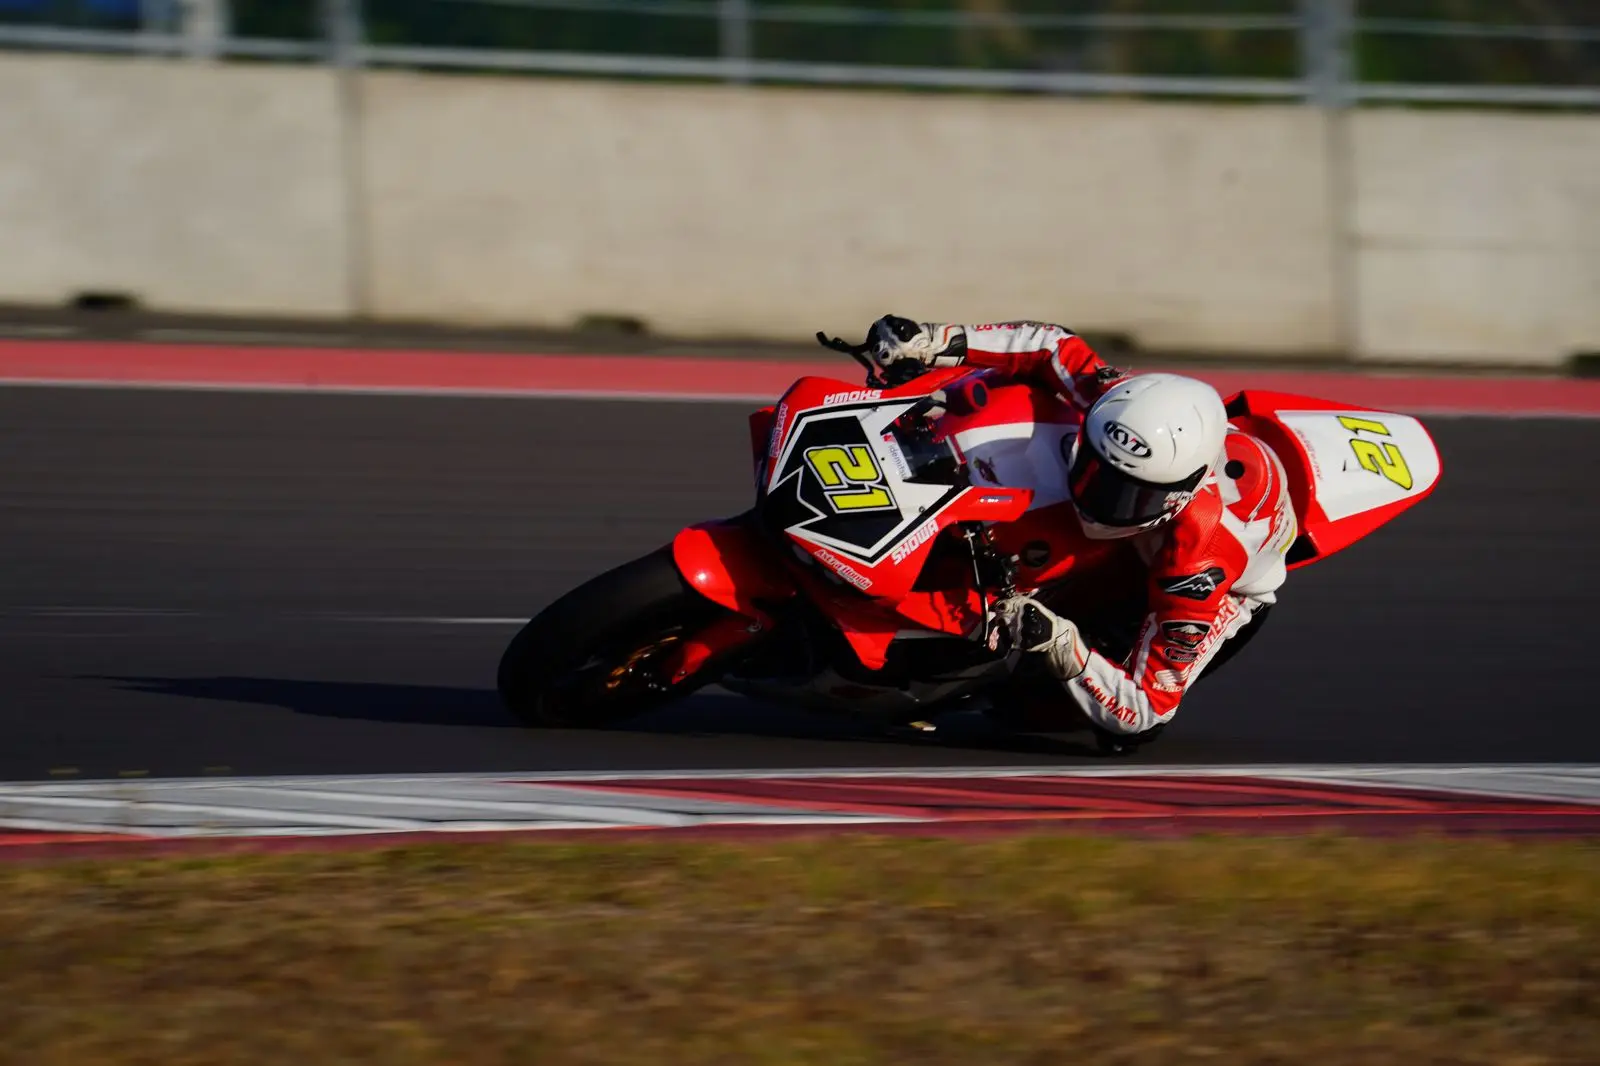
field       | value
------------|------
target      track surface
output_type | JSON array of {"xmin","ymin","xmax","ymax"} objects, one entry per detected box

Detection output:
[{"xmin": 2, "ymin": 388, "xmax": 1596, "ymax": 782}]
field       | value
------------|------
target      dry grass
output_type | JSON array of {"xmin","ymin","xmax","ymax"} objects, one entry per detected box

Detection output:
[{"xmin": 1, "ymin": 834, "xmax": 1597, "ymax": 1065}]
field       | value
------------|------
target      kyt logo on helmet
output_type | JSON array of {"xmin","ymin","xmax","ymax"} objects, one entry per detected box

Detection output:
[{"xmin": 1102, "ymin": 420, "xmax": 1152, "ymax": 459}]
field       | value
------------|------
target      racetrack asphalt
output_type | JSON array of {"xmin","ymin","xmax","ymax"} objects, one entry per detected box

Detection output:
[{"xmin": 2, "ymin": 386, "xmax": 1596, "ymax": 782}]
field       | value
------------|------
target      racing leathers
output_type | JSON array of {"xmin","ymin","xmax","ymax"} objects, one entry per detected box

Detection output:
[{"xmin": 871, "ymin": 318, "xmax": 1297, "ymax": 741}]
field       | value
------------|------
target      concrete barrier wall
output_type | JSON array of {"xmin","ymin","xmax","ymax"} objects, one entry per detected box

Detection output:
[
  {"xmin": 360, "ymin": 74, "xmax": 1338, "ymax": 355},
  {"xmin": 1350, "ymin": 110, "xmax": 1600, "ymax": 365},
  {"xmin": 3, "ymin": 54, "xmax": 1596, "ymax": 365},
  {"xmin": 0, "ymin": 54, "xmax": 350, "ymax": 316}
]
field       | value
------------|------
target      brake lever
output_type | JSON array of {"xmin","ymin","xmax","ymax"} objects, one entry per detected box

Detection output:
[{"xmin": 815, "ymin": 331, "xmax": 887, "ymax": 389}]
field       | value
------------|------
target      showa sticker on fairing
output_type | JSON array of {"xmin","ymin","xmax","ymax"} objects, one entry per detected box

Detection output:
[{"xmin": 495, "ymin": 331, "xmax": 1442, "ymax": 736}]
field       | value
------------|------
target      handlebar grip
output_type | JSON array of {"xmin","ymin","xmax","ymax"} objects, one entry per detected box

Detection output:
[{"xmin": 883, "ymin": 360, "xmax": 925, "ymax": 388}]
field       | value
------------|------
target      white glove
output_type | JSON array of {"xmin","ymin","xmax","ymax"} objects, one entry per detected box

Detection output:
[
  {"xmin": 868, "ymin": 315, "xmax": 967, "ymax": 372},
  {"xmin": 993, "ymin": 595, "xmax": 1089, "ymax": 680}
]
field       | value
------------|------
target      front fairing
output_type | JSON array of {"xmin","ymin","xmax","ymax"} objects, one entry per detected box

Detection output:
[
  {"xmin": 746, "ymin": 371, "xmax": 1045, "ymax": 666},
  {"xmin": 756, "ymin": 372, "xmax": 1026, "ymax": 598}
]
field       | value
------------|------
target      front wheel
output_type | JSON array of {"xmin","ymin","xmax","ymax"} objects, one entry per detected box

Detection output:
[{"xmin": 497, "ymin": 547, "xmax": 733, "ymax": 728}]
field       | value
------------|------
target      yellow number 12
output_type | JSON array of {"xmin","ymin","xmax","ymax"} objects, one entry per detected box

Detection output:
[{"xmin": 1337, "ymin": 415, "xmax": 1413, "ymax": 491}]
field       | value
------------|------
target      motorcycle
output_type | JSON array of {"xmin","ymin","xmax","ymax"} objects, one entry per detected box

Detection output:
[{"xmin": 497, "ymin": 332, "xmax": 1442, "ymax": 746}]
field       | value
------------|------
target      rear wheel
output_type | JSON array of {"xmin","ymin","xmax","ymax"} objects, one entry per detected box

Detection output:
[{"xmin": 497, "ymin": 548, "xmax": 733, "ymax": 728}]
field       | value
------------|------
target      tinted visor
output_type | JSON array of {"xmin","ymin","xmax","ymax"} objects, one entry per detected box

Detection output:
[{"xmin": 1067, "ymin": 432, "xmax": 1206, "ymax": 528}]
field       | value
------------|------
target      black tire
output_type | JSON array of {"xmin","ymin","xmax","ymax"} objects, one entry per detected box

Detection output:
[{"xmin": 497, "ymin": 547, "xmax": 733, "ymax": 728}]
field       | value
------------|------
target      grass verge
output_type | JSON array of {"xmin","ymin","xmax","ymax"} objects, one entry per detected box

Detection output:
[{"xmin": 3, "ymin": 833, "xmax": 1597, "ymax": 1065}]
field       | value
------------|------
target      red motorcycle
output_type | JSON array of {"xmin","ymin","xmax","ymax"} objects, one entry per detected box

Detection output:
[{"xmin": 498, "ymin": 334, "xmax": 1441, "ymax": 741}]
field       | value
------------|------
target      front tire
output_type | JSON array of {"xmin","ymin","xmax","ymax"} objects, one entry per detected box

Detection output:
[{"xmin": 497, "ymin": 547, "xmax": 732, "ymax": 728}]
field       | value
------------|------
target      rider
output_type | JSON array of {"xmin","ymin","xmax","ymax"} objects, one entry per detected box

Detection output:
[{"xmin": 864, "ymin": 315, "xmax": 1298, "ymax": 749}]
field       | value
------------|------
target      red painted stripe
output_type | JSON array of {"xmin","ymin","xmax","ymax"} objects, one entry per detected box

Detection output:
[
  {"xmin": 0, "ymin": 339, "xmax": 1596, "ymax": 416},
  {"xmin": 0, "ymin": 340, "xmax": 806, "ymax": 399},
  {"xmin": 764, "ymin": 777, "xmax": 1179, "ymax": 813},
  {"xmin": 0, "ymin": 831, "xmax": 145, "ymax": 847},
  {"xmin": 619, "ymin": 777, "xmax": 1172, "ymax": 813},
  {"xmin": 1023, "ymin": 775, "xmax": 1446, "ymax": 810},
  {"xmin": 559, "ymin": 776, "xmax": 1600, "ymax": 822},
  {"xmin": 1, "ymin": 808, "xmax": 1596, "ymax": 863},
  {"xmin": 742, "ymin": 774, "xmax": 1444, "ymax": 811}
]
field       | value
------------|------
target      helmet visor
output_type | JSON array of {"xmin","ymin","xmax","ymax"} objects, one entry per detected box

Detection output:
[{"xmin": 1068, "ymin": 432, "xmax": 1206, "ymax": 528}]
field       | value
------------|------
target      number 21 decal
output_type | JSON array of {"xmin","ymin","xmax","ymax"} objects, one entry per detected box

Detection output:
[
  {"xmin": 804, "ymin": 445, "xmax": 896, "ymax": 513},
  {"xmin": 1337, "ymin": 415, "xmax": 1413, "ymax": 491}
]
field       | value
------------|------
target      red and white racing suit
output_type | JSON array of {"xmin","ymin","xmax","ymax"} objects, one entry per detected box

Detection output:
[{"xmin": 946, "ymin": 322, "xmax": 1298, "ymax": 737}]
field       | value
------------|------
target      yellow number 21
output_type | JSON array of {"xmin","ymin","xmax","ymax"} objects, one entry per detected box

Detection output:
[
  {"xmin": 804, "ymin": 445, "xmax": 895, "ymax": 512},
  {"xmin": 1336, "ymin": 415, "xmax": 1413, "ymax": 491}
]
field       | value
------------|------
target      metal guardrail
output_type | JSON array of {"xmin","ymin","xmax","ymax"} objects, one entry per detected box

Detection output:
[
  {"xmin": 1, "ymin": 1, "xmax": 1596, "ymax": 108},
  {"xmin": 0, "ymin": 24, "xmax": 322, "ymax": 59}
]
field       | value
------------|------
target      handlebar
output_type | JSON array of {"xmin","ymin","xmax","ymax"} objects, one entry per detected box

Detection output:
[
  {"xmin": 814, "ymin": 331, "xmax": 924, "ymax": 389},
  {"xmin": 814, "ymin": 331, "xmax": 887, "ymax": 388}
]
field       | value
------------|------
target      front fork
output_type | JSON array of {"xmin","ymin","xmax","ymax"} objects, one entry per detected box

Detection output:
[
  {"xmin": 658, "ymin": 516, "xmax": 796, "ymax": 683},
  {"xmin": 662, "ymin": 611, "xmax": 769, "ymax": 684}
]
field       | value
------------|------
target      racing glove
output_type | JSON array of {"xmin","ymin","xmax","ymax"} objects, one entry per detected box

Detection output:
[
  {"xmin": 993, "ymin": 595, "xmax": 1089, "ymax": 681},
  {"xmin": 868, "ymin": 315, "xmax": 968, "ymax": 372}
]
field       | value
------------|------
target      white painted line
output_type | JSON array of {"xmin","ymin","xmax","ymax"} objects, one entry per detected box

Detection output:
[
  {"xmin": 0, "ymin": 378, "xmax": 774, "ymax": 405},
  {"xmin": 223, "ymin": 785, "xmax": 703, "ymax": 828},
  {"xmin": 0, "ymin": 776, "xmax": 930, "ymax": 840},
  {"xmin": 11, "ymin": 764, "xmax": 1600, "ymax": 792},
  {"xmin": 0, "ymin": 794, "xmax": 434, "ymax": 832},
  {"xmin": 7, "ymin": 764, "xmax": 1596, "ymax": 795},
  {"xmin": 0, "ymin": 816, "xmax": 138, "ymax": 835},
  {"xmin": 430, "ymin": 763, "xmax": 1600, "ymax": 785}
]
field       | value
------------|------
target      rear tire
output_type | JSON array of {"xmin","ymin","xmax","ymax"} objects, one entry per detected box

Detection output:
[{"xmin": 497, "ymin": 547, "xmax": 732, "ymax": 728}]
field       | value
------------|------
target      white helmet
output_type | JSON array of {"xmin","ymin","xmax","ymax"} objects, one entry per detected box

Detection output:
[{"xmin": 1064, "ymin": 373, "xmax": 1228, "ymax": 539}]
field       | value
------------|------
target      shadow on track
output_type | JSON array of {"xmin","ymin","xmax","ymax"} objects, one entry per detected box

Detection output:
[
  {"xmin": 95, "ymin": 676, "xmax": 518, "ymax": 728},
  {"xmin": 93, "ymin": 676, "xmax": 1104, "ymax": 759}
]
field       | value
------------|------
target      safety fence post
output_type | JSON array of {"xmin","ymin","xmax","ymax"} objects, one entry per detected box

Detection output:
[
  {"xmin": 180, "ymin": 0, "xmax": 228, "ymax": 60},
  {"xmin": 326, "ymin": 0, "xmax": 371, "ymax": 318},
  {"xmin": 1301, "ymin": 0, "xmax": 1360, "ymax": 360},
  {"xmin": 326, "ymin": 0, "xmax": 364, "ymax": 68},
  {"xmin": 721, "ymin": 0, "xmax": 753, "ymax": 84},
  {"xmin": 1299, "ymin": 0, "xmax": 1354, "ymax": 106},
  {"xmin": 139, "ymin": 0, "xmax": 169, "ymax": 52}
]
